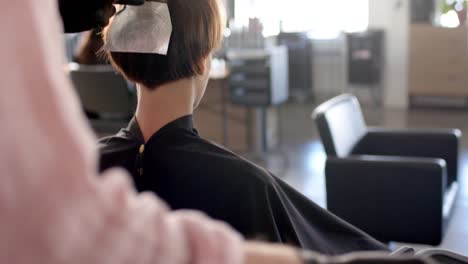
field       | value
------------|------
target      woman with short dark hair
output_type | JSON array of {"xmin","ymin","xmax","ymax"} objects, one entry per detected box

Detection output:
[{"xmin": 99, "ymin": 0, "xmax": 387, "ymax": 254}]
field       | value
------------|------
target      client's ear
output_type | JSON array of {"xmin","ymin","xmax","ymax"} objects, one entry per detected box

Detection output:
[{"xmin": 203, "ymin": 55, "xmax": 213, "ymax": 75}]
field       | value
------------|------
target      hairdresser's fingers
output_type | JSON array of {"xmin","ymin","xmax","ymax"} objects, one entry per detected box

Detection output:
[
  {"xmin": 244, "ymin": 242, "xmax": 303, "ymax": 264},
  {"xmin": 94, "ymin": 4, "xmax": 116, "ymax": 29}
]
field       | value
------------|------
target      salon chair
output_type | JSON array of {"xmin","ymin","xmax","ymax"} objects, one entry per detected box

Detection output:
[
  {"xmin": 312, "ymin": 94, "xmax": 460, "ymax": 245},
  {"xmin": 69, "ymin": 63, "xmax": 136, "ymax": 134}
]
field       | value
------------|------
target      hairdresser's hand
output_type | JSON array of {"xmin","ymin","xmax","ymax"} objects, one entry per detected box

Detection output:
[
  {"xmin": 59, "ymin": 0, "xmax": 116, "ymax": 33},
  {"xmin": 115, "ymin": 0, "xmax": 145, "ymax": 5},
  {"xmin": 245, "ymin": 242, "xmax": 303, "ymax": 264}
]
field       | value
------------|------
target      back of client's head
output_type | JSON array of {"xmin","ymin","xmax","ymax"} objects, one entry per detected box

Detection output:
[{"xmin": 104, "ymin": 0, "xmax": 224, "ymax": 90}]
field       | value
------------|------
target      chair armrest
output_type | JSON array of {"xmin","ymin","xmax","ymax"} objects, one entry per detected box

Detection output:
[
  {"xmin": 353, "ymin": 128, "xmax": 460, "ymax": 185},
  {"xmin": 325, "ymin": 155, "xmax": 447, "ymax": 245}
]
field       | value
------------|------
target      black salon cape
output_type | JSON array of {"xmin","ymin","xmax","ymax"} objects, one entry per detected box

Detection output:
[{"xmin": 99, "ymin": 115, "xmax": 388, "ymax": 255}]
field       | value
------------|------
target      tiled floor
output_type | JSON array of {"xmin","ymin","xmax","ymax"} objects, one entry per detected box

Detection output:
[{"xmin": 262, "ymin": 102, "xmax": 468, "ymax": 255}]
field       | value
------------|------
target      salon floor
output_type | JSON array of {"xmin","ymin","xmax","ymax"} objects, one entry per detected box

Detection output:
[{"xmin": 260, "ymin": 102, "xmax": 468, "ymax": 256}]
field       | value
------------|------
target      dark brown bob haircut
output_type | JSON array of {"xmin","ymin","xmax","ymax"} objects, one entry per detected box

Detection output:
[{"xmin": 105, "ymin": 0, "xmax": 224, "ymax": 89}]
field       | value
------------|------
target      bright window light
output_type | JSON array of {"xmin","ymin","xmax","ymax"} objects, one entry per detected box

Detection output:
[
  {"xmin": 234, "ymin": 0, "xmax": 369, "ymax": 37},
  {"xmin": 441, "ymin": 10, "xmax": 461, "ymax": 28}
]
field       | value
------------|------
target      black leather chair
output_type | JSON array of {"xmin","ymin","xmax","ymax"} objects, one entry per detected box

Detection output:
[
  {"xmin": 312, "ymin": 94, "xmax": 460, "ymax": 245},
  {"xmin": 68, "ymin": 63, "xmax": 136, "ymax": 134}
]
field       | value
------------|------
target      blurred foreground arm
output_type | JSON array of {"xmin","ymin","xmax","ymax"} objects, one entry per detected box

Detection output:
[{"xmin": 0, "ymin": 1, "xmax": 302, "ymax": 264}]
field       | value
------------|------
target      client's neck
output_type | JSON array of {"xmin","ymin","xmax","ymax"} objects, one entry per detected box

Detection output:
[{"xmin": 135, "ymin": 78, "xmax": 195, "ymax": 142}]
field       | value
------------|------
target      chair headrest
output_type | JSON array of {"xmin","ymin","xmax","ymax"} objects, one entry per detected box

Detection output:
[{"xmin": 312, "ymin": 94, "xmax": 367, "ymax": 157}]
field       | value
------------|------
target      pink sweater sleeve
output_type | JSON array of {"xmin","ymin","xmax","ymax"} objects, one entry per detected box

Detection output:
[{"xmin": 0, "ymin": 1, "xmax": 244, "ymax": 264}]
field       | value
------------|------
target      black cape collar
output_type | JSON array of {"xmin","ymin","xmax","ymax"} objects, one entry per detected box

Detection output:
[{"xmin": 126, "ymin": 115, "xmax": 198, "ymax": 144}]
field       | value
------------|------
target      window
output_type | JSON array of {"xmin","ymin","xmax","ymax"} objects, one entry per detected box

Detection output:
[{"xmin": 234, "ymin": 0, "xmax": 369, "ymax": 38}]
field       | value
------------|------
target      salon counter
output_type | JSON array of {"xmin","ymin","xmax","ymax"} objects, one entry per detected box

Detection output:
[{"xmin": 193, "ymin": 61, "xmax": 280, "ymax": 153}]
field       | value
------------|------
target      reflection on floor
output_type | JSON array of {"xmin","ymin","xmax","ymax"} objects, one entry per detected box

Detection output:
[{"xmin": 260, "ymin": 102, "xmax": 468, "ymax": 255}]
